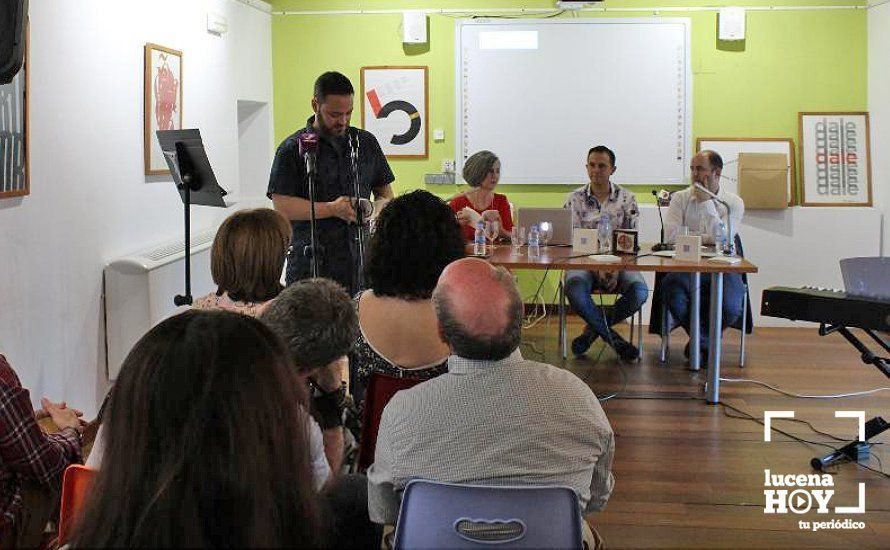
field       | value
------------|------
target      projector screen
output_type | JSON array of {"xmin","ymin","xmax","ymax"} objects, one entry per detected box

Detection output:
[{"xmin": 456, "ymin": 18, "xmax": 692, "ymax": 185}]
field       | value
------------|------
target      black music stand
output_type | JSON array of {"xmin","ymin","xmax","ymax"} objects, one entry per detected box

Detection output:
[{"xmin": 157, "ymin": 129, "xmax": 227, "ymax": 306}]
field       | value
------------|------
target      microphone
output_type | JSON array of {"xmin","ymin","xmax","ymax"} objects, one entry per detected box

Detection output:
[
  {"xmin": 811, "ymin": 416, "xmax": 889, "ymax": 471},
  {"xmin": 298, "ymin": 132, "xmax": 319, "ymax": 175},
  {"xmin": 652, "ymin": 190, "xmax": 669, "ymax": 252}
]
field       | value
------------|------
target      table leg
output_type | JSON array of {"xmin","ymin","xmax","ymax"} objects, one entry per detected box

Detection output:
[
  {"xmin": 707, "ymin": 272, "xmax": 724, "ymax": 404},
  {"xmin": 559, "ymin": 271, "xmax": 567, "ymax": 360},
  {"xmin": 689, "ymin": 272, "xmax": 701, "ymax": 371}
]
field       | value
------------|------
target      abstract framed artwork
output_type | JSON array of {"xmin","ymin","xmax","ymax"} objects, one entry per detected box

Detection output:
[
  {"xmin": 144, "ymin": 43, "xmax": 182, "ymax": 175},
  {"xmin": 798, "ymin": 112, "xmax": 872, "ymax": 207},
  {"xmin": 360, "ymin": 66, "xmax": 428, "ymax": 158},
  {"xmin": 0, "ymin": 20, "xmax": 29, "ymax": 199}
]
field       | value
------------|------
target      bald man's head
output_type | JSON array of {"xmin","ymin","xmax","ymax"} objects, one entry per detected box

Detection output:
[{"xmin": 432, "ymin": 258, "xmax": 522, "ymax": 361}]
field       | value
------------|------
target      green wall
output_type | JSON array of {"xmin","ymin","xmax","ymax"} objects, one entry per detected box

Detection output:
[{"xmin": 270, "ymin": 0, "xmax": 866, "ymax": 299}]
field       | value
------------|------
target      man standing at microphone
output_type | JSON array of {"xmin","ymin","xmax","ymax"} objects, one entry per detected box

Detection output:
[
  {"xmin": 662, "ymin": 150, "xmax": 745, "ymax": 366},
  {"xmin": 268, "ymin": 71, "xmax": 395, "ymax": 294}
]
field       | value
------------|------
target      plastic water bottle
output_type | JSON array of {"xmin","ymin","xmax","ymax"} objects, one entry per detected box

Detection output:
[
  {"xmin": 528, "ymin": 224, "xmax": 541, "ymax": 258},
  {"xmin": 597, "ymin": 213, "xmax": 612, "ymax": 253},
  {"xmin": 474, "ymin": 221, "xmax": 486, "ymax": 256},
  {"xmin": 713, "ymin": 220, "xmax": 728, "ymax": 255}
]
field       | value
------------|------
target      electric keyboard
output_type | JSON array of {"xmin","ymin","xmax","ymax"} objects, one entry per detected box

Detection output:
[{"xmin": 761, "ymin": 286, "xmax": 890, "ymax": 332}]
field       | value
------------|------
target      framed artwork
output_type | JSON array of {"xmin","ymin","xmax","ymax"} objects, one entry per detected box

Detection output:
[
  {"xmin": 360, "ymin": 66, "xmax": 428, "ymax": 158},
  {"xmin": 697, "ymin": 138, "xmax": 796, "ymax": 206},
  {"xmin": 798, "ymin": 112, "xmax": 872, "ymax": 207},
  {"xmin": 144, "ymin": 43, "xmax": 182, "ymax": 175},
  {"xmin": 0, "ymin": 20, "xmax": 29, "ymax": 199}
]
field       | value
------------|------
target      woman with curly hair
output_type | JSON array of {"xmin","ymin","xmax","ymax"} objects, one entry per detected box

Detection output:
[
  {"xmin": 449, "ymin": 150, "xmax": 514, "ymax": 241},
  {"xmin": 351, "ymin": 190, "xmax": 465, "ymax": 405}
]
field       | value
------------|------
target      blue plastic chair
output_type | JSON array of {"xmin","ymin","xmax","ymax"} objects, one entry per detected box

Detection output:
[{"xmin": 393, "ymin": 479, "xmax": 584, "ymax": 549}]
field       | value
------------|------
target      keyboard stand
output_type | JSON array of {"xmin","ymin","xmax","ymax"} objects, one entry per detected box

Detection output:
[{"xmin": 819, "ymin": 324, "xmax": 890, "ymax": 379}]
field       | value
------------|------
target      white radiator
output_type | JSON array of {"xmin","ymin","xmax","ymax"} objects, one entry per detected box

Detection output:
[{"xmin": 103, "ymin": 230, "xmax": 217, "ymax": 380}]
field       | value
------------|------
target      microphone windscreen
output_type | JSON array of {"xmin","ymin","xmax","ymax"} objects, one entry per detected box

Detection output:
[{"xmin": 298, "ymin": 132, "xmax": 319, "ymax": 157}]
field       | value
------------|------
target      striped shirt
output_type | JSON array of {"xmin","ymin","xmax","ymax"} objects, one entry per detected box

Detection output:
[{"xmin": 367, "ymin": 349, "xmax": 615, "ymax": 524}]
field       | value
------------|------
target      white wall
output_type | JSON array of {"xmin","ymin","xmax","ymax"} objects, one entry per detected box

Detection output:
[
  {"xmin": 0, "ymin": 0, "xmax": 273, "ymax": 415},
  {"xmin": 869, "ymin": 3, "xmax": 890, "ymax": 255}
]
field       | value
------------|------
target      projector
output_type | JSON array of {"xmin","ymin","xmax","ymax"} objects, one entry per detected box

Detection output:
[{"xmin": 556, "ymin": 0, "xmax": 602, "ymax": 9}]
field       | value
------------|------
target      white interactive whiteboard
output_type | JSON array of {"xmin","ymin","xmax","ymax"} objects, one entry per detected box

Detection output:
[{"xmin": 456, "ymin": 18, "xmax": 691, "ymax": 185}]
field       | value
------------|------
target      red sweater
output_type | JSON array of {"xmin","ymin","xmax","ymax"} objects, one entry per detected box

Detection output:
[{"xmin": 449, "ymin": 193, "xmax": 514, "ymax": 242}]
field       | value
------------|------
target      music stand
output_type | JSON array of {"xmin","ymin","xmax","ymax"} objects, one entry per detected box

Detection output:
[{"xmin": 157, "ymin": 129, "xmax": 227, "ymax": 306}]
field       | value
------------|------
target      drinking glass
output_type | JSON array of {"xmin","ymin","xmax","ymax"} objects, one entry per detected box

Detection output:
[
  {"xmin": 511, "ymin": 226, "xmax": 526, "ymax": 253},
  {"xmin": 484, "ymin": 220, "xmax": 500, "ymax": 249},
  {"xmin": 539, "ymin": 221, "xmax": 554, "ymax": 247}
]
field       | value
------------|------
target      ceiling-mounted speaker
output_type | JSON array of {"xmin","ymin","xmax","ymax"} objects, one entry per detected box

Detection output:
[{"xmin": 0, "ymin": 0, "xmax": 28, "ymax": 84}]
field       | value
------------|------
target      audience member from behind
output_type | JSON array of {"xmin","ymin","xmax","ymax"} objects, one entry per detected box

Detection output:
[
  {"xmin": 449, "ymin": 151, "xmax": 514, "ymax": 241},
  {"xmin": 260, "ymin": 279, "xmax": 381, "ymax": 548},
  {"xmin": 351, "ymin": 190, "xmax": 465, "ymax": 405},
  {"xmin": 0, "ymin": 354, "xmax": 85, "ymax": 547},
  {"xmin": 192, "ymin": 207, "xmax": 291, "ymax": 316},
  {"xmin": 368, "ymin": 259, "xmax": 615, "ymax": 537},
  {"xmin": 71, "ymin": 311, "xmax": 322, "ymax": 548},
  {"xmin": 260, "ymin": 278, "xmax": 359, "ymax": 476}
]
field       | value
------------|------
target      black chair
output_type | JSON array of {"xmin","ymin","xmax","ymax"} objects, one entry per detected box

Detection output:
[{"xmin": 648, "ymin": 233, "xmax": 753, "ymax": 366}]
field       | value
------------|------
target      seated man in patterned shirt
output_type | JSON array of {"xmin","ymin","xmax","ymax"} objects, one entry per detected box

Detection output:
[
  {"xmin": 0, "ymin": 354, "xmax": 84, "ymax": 548},
  {"xmin": 564, "ymin": 145, "xmax": 648, "ymax": 361},
  {"xmin": 368, "ymin": 258, "xmax": 615, "ymax": 527}
]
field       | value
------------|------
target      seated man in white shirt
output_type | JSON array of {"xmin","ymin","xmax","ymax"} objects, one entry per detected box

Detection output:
[
  {"xmin": 662, "ymin": 150, "xmax": 746, "ymax": 365},
  {"xmin": 367, "ymin": 258, "xmax": 615, "ymax": 529}
]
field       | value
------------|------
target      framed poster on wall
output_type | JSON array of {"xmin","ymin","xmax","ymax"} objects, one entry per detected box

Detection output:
[
  {"xmin": 0, "ymin": 20, "xmax": 29, "ymax": 199},
  {"xmin": 144, "ymin": 43, "xmax": 182, "ymax": 175},
  {"xmin": 360, "ymin": 66, "xmax": 428, "ymax": 158},
  {"xmin": 798, "ymin": 112, "xmax": 872, "ymax": 206}
]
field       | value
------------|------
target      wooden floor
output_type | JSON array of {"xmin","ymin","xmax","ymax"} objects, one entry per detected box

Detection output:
[{"xmin": 521, "ymin": 317, "xmax": 890, "ymax": 548}]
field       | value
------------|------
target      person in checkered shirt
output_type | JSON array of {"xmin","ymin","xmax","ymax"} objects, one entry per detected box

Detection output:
[{"xmin": 0, "ymin": 354, "xmax": 84, "ymax": 547}]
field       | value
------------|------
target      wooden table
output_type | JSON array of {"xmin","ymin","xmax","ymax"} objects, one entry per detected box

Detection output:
[{"xmin": 480, "ymin": 243, "xmax": 759, "ymax": 404}]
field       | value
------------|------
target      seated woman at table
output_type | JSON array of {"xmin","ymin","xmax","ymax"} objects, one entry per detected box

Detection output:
[
  {"xmin": 350, "ymin": 190, "xmax": 465, "ymax": 406},
  {"xmin": 192, "ymin": 208, "xmax": 291, "ymax": 317},
  {"xmin": 449, "ymin": 150, "xmax": 514, "ymax": 242}
]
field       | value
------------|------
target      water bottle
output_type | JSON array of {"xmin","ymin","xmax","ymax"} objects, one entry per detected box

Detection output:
[
  {"xmin": 474, "ymin": 221, "xmax": 486, "ymax": 256},
  {"xmin": 713, "ymin": 219, "xmax": 728, "ymax": 255},
  {"xmin": 528, "ymin": 224, "xmax": 541, "ymax": 258},
  {"xmin": 597, "ymin": 213, "xmax": 612, "ymax": 253}
]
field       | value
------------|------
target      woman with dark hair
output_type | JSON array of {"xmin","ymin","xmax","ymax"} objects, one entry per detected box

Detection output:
[
  {"xmin": 449, "ymin": 150, "xmax": 514, "ymax": 241},
  {"xmin": 351, "ymin": 190, "xmax": 465, "ymax": 404},
  {"xmin": 71, "ymin": 310, "xmax": 322, "ymax": 548},
  {"xmin": 192, "ymin": 208, "xmax": 291, "ymax": 316}
]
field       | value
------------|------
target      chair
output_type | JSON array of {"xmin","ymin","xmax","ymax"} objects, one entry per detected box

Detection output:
[
  {"xmin": 57, "ymin": 465, "xmax": 97, "ymax": 545},
  {"xmin": 393, "ymin": 480, "xmax": 584, "ymax": 549},
  {"xmin": 649, "ymin": 233, "xmax": 753, "ymax": 367},
  {"xmin": 561, "ymin": 275, "xmax": 645, "ymax": 360},
  {"xmin": 356, "ymin": 373, "xmax": 424, "ymax": 472}
]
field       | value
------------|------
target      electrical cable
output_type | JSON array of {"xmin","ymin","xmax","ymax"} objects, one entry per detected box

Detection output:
[{"xmin": 718, "ymin": 378, "xmax": 890, "ymax": 399}]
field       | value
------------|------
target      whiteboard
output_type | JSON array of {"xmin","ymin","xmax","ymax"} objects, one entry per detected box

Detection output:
[
  {"xmin": 697, "ymin": 138, "xmax": 796, "ymax": 205},
  {"xmin": 456, "ymin": 18, "xmax": 691, "ymax": 185}
]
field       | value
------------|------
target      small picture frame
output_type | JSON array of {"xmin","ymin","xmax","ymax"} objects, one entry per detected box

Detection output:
[
  {"xmin": 613, "ymin": 229, "xmax": 639, "ymax": 254},
  {"xmin": 675, "ymin": 235, "xmax": 702, "ymax": 262}
]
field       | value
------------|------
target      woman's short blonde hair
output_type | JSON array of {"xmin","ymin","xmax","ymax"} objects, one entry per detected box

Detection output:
[{"xmin": 210, "ymin": 208, "xmax": 291, "ymax": 303}]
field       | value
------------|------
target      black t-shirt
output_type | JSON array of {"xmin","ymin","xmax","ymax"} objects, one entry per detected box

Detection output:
[{"xmin": 268, "ymin": 117, "xmax": 395, "ymax": 293}]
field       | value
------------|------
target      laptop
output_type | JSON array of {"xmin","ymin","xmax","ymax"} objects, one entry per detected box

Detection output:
[
  {"xmin": 516, "ymin": 207, "xmax": 574, "ymax": 246},
  {"xmin": 840, "ymin": 257, "xmax": 890, "ymax": 299}
]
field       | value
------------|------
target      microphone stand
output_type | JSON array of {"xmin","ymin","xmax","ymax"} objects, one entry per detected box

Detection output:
[
  {"xmin": 692, "ymin": 183, "xmax": 735, "ymax": 256},
  {"xmin": 651, "ymin": 189, "xmax": 670, "ymax": 252},
  {"xmin": 304, "ymin": 151, "xmax": 320, "ymax": 278},
  {"xmin": 348, "ymin": 130, "xmax": 366, "ymax": 291},
  {"xmin": 173, "ymin": 141, "xmax": 197, "ymax": 306}
]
